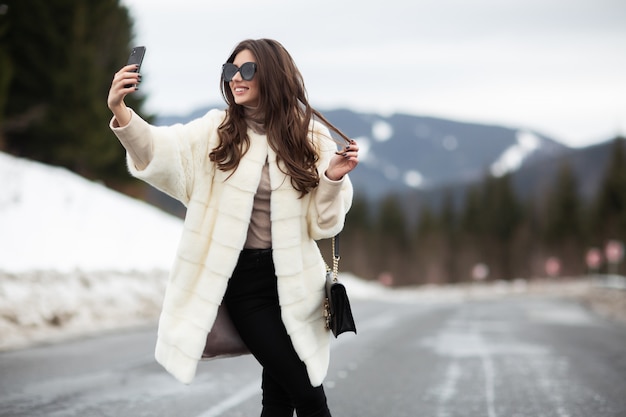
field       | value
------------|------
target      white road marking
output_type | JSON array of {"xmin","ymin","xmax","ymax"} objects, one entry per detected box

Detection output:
[{"xmin": 481, "ymin": 348, "xmax": 497, "ymax": 417}]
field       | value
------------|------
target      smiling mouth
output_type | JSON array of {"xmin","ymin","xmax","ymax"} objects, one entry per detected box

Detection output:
[{"xmin": 234, "ymin": 87, "xmax": 248, "ymax": 93}]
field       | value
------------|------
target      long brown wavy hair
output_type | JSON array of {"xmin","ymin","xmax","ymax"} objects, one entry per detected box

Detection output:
[{"xmin": 210, "ymin": 38, "xmax": 351, "ymax": 196}]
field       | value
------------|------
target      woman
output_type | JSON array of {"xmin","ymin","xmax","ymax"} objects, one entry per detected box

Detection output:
[{"xmin": 107, "ymin": 38, "xmax": 358, "ymax": 417}]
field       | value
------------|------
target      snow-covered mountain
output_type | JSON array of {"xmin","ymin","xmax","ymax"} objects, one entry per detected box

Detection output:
[{"xmin": 321, "ymin": 110, "xmax": 568, "ymax": 197}]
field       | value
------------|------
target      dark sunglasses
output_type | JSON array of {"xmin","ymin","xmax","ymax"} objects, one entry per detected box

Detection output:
[{"xmin": 222, "ymin": 62, "xmax": 257, "ymax": 82}]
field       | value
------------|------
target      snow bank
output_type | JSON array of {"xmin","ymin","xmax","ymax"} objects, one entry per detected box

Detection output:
[
  {"xmin": 0, "ymin": 269, "xmax": 167, "ymax": 350},
  {"xmin": 0, "ymin": 152, "xmax": 183, "ymax": 272},
  {"xmin": 0, "ymin": 151, "xmax": 182, "ymax": 349}
]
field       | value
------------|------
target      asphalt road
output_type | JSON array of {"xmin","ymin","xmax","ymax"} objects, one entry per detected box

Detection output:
[{"xmin": 1, "ymin": 294, "xmax": 625, "ymax": 417}]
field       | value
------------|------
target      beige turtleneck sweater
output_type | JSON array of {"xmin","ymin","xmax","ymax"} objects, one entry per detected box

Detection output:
[
  {"xmin": 244, "ymin": 107, "xmax": 271, "ymax": 249},
  {"xmin": 244, "ymin": 160, "xmax": 271, "ymax": 249}
]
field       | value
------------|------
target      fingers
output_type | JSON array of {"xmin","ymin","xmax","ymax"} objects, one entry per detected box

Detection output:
[
  {"xmin": 335, "ymin": 139, "xmax": 359, "ymax": 160},
  {"xmin": 326, "ymin": 153, "xmax": 358, "ymax": 180},
  {"xmin": 115, "ymin": 65, "xmax": 142, "ymax": 90},
  {"xmin": 330, "ymin": 138, "xmax": 359, "ymax": 178},
  {"xmin": 122, "ymin": 63, "xmax": 141, "ymax": 73},
  {"xmin": 108, "ymin": 65, "xmax": 142, "ymax": 109}
]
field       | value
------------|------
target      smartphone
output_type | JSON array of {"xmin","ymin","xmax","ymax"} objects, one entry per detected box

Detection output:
[{"xmin": 125, "ymin": 46, "xmax": 146, "ymax": 88}]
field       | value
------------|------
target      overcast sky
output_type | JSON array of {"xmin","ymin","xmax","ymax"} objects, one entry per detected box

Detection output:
[{"xmin": 121, "ymin": 0, "xmax": 626, "ymax": 148}]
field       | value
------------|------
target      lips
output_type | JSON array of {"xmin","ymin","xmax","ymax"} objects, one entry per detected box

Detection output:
[{"xmin": 231, "ymin": 82, "xmax": 257, "ymax": 106}]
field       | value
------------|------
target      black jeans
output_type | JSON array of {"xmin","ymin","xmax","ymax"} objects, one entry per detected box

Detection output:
[{"xmin": 223, "ymin": 248, "xmax": 331, "ymax": 417}]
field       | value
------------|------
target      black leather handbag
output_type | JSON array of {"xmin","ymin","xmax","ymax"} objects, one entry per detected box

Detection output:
[{"xmin": 323, "ymin": 236, "xmax": 357, "ymax": 337}]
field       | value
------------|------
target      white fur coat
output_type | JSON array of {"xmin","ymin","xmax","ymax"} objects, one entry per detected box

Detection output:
[{"xmin": 110, "ymin": 109, "xmax": 352, "ymax": 386}]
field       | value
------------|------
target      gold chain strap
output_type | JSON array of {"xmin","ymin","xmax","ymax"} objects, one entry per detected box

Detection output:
[
  {"xmin": 324, "ymin": 236, "xmax": 340, "ymax": 330},
  {"xmin": 331, "ymin": 236, "xmax": 340, "ymax": 282}
]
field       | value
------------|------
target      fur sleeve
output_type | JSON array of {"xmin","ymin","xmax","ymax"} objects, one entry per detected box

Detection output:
[
  {"xmin": 307, "ymin": 123, "xmax": 354, "ymax": 239},
  {"xmin": 110, "ymin": 108, "xmax": 225, "ymax": 206}
]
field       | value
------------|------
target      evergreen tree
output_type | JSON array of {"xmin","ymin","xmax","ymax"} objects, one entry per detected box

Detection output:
[
  {"xmin": 456, "ymin": 184, "xmax": 485, "ymax": 281},
  {"xmin": 438, "ymin": 191, "xmax": 458, "ymax": 282},
  {"xmin": 373, "ymin": 194, "xmax": 410, "ymax": 285},
  {"xmin": 413, "ymin": 202, "xmax": 446, "ymax": 284},
  {"xmin": 542, "ymin": 160, "xmax": 583, "ymax": 244},
  {"xmin": 415, "ymin": 203, "xmax": 438, "ymax": 237},
  {"xmin": 540, "ymin": 160, "xmax": 585, "ymax": 276},
  {"xmin": 0, "ymin": 0, "xmax": 149, "ymax": 183},
  {"xmin": 376, "ymin": 194, "xmax": 409, "ymax": 248},
  {"xmin": 482, "ymin": 173, "xmax": 522, "ymax": 242},
  {"xmin": 460, "ymin": 184, "xmax": 482, "ymax": 236},
  {"xmin": 344, "ymin": 194, "xmax": 371, "ymax": 235},
  {"xmin": 341, "ymin": 195, "xmax": 373, "ymax": 279},
  {"xmin": 591, "ymin": 137, "xmax": 626, "ymax": 242},
  {"xmin": 478, "ymin": 173, "xmax": 522, "ymax": 279},
  {"xmin": 0, "ymin": 3, "xmax": 11, "ymax": 143}
]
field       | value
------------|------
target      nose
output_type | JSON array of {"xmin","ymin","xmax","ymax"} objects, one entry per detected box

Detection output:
[{"xmin": 231, "ymin": 70, "xmax": 242, "ymax": 82}]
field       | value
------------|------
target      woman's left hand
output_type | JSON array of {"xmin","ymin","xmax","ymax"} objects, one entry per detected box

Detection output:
[{"xmin": 325, "ymin": 140, "xmax": 359, "ymax": 181}]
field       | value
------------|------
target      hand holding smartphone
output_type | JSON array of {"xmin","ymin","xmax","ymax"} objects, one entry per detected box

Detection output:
[{"xmin": 125, "ymin": 46, "xmax": 146, "ymax": 88}]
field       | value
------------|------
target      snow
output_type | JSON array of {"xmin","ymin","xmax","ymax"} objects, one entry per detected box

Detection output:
[
  {"xmin": 404, "ymin": 170, "xmax": 424, "ymax": 188},
  {"xmin": 371, "ymin": 120, "xmax": 393, "ymax": 142},
  {"xmin": 442, "ymin": 135, "xmax": 459, "ymax": 151},
  {"xmin": 0, "ymin": 152, "xmax": 182, "ymax": 272},
  {"xmin": 354, "ymin": 136, "xmax": 371, "ymax": 162},
  {"xmin": 0, "ymin": 152, "xmax": 609, "ymax": 352},
  {"xmin": 490, "ymin": 130, "xmax": 541, "ymax": 177},
  {"xmin": 0, "ymin": 151, "xmax": 182, "ymax": 349}
]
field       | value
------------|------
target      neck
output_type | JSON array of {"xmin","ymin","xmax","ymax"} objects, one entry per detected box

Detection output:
[{"xmin": 244, "ymin": 105, "xmax": 266, "ymax": 134}]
